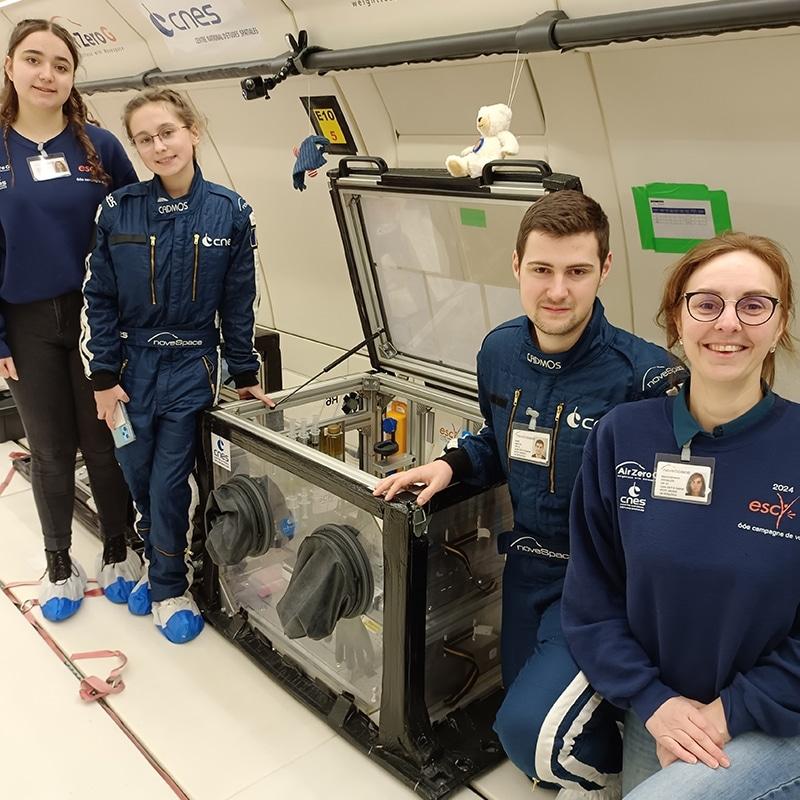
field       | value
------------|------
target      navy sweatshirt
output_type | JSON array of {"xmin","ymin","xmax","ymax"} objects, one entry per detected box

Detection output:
[
  {"xmin": 0, "ymin": 123, "xmax": 137, "ymax": 357},
  {"xmin": 563, "ymin": 385, "xmax": 800, "ymax": 738}
]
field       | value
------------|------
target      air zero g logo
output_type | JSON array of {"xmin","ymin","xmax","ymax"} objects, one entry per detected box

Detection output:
[
  {"xmin": 567, "ymin": 406, "xmax": 597, "ymax": 430},
  {"xmin": 747, "ymin": 493, "xmax": 798, "ymax": 529},
  {"xmin": 527, "ymin": 353, "xmax": 562, "ymax": 370},
  {"xmin": 616, "ymin": 461, "xmax": 654, "ymax": 481},
  {"xmin": 202, "ymin": 234, "xmax": 231, "ymax": 247},
  {"xmin": 142, "ymin": 3, "xmax": 222, "ymax": 37}
]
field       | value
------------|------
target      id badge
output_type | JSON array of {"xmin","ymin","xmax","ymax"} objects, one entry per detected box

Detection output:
[
  {"xmin": 27, "ymin": 152, "xmax": 71, "ymax": 181},
  {"xmin": 509, "ymin": 423, "xmax": 553, "ymax": 466},
  {"xmin": 651, "ymin": 453, "xmax": 715, "ymax": 505},
  {"xmin": 111, "ymin": 401, "xmax": 136, "ymax": 448}
]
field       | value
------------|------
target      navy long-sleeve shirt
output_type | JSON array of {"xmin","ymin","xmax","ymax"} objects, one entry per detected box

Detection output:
[
  {"xmin": 563, "ymin": 385, "xmax": 800, "ymax": 738},
  {"xmin": 0, "ymin": 123, "xmax": 137, "ymax": 357}
]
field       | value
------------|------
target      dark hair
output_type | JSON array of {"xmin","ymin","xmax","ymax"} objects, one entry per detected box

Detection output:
[
  {"xmin": 515, "ymin": 190, "xmax": 610, "ymax": 266},
  {"xmin": 657, "ymin": 232, "xmax": 795, "ymax": 387},
  {"xmin": 1, "ymin": 19, "xmax": 110, "ymax": 186},
  {"xmin": 123, "ymin": 88, "xmax": 202, "ymax": 155}
]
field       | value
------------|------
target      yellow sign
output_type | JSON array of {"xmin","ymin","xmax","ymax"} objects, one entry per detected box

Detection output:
[{"xmin": 313, "ymin": 107, "xmax": 347, "ymax": 145}]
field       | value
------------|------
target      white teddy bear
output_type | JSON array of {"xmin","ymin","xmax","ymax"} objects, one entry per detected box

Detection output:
[{"xmin": 445, "ymin": 103, "xmax": 519, "ymax": 179}]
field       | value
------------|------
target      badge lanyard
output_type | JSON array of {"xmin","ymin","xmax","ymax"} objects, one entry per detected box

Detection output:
[
  {"xmin": 27, "ymin": 142, "xmax": 71, "ymax": 182},
  {"xmin": 509, "ymin": 406, "xmax": 553, "ymax": 467},
  {"xmin": 652, "ymin": 439, "xmax": 715, "ymax": 506}
]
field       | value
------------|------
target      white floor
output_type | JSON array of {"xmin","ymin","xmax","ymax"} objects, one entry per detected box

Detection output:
[{"xmin": 0, "ymin": 439, "xmax": 556, "ymax": 800}]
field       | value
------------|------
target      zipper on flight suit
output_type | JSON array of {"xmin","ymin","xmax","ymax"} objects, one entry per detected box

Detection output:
[
  {"xmin": 505, "ymin": 388, "xmax": 522, "ymax": 472},
  {"xmin": 201, "ymin": 355, "xmax": 215, "ymax": 397},
  {"xmin": 192, "ymin": 233, "xmax": 200, "ymax": 301},
  {"xmin": 119, "ymin": 358, "xmax": 128, "ymax": 381},
  {"xmin": 149, "ymin": 235, "xmax": 157, "ymax": 304},
  {"xmin": 548, "ymin": 402, "xmax": 564, "ymax": 493}
]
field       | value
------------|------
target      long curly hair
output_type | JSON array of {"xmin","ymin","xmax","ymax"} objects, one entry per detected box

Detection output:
[{"xmin": 1, "ymin": 19, "xmax": 110, "ymax": 186}]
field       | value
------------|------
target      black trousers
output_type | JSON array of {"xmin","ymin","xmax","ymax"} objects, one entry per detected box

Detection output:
[{"xmin": 3, "ymin": 291, "xmax": 130, "ymax": 551}]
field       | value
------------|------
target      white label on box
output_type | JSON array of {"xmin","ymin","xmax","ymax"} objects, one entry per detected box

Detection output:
[
  {"xmin": 650, "ymin": 198, "xmax": 715, "ymax": 239},
  {"xmin": 211, "ymin": 433, "xmax": 232, "ymax": 471}
]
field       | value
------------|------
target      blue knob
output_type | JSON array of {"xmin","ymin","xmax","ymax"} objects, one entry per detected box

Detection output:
[{"xmin": 279, "ymin": 516, "xmax": 296, "ymax": 539}]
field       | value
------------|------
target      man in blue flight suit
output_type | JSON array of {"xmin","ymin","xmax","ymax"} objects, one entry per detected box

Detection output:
[{"xmin": 374, "ymin": 190, "xmax": 686, "ymax": 798}]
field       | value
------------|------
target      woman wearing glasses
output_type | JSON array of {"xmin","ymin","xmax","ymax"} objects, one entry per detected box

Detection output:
[
  {"xmin": 81, "ymin": 88, "xmax": 272, "ymax": 644},
  {"xmin": 562, "ymin": 232, "xmax": 800, "ymax": 799},
  {"xmin": 0, "ymin": 20, "xmax": 140, "ymax": 621}
]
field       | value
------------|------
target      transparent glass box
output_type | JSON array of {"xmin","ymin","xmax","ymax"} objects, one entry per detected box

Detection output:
[{"xmin": 199, "ymin": 160, "xmax": 577, "ymax": 798}]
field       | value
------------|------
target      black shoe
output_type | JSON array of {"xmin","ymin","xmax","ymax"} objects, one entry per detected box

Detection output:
[
  {"xmin": 45, "ymin": 548, "xmax": 72, "ymax": 583},
  {"xmin": 102, "ymin": 535, "xmax": 128, "ymax": 566}
]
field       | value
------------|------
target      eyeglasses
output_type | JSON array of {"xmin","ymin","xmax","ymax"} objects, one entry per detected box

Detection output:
[
  {"xmin": 131, "ymin": 125, "xmax": 189, "ymax": 150},
  {"xmin": 683, "ymin": 292, "xmax": 780, "ymax": 326}
]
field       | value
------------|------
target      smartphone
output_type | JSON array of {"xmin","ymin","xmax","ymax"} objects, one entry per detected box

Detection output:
[{"xmin": 111, "ymin": 400, "xmax": 136, "ymax": 448}]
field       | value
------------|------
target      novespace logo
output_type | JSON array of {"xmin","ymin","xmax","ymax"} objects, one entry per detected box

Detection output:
[{"xmin": 142, "ymin": 3, "xmax": 222, "ymax": 38}]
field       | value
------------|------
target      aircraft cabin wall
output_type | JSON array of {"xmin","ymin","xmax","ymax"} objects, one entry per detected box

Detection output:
[{"xmin": 4, "ymin": 0, "xmax": 798, "ymax": 399}]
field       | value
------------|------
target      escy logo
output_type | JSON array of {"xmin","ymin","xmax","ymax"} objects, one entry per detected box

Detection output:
[
  {"xmin": 142, "ymin": 3, "xmax": 222, "ymax": 37},
  {"xmin": 747, "ymin": 493, "xmax": 798, "ymax": 529},
  {"xmin": 202, "ymin": 234, "xmax": 231, "ymax": 247},
  {"xmin": 566, "ymin": 406, "xmax": 597, "ymax": 430}
]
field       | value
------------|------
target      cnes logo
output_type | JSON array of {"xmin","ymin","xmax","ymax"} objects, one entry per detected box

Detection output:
[
  {"xmin": 566, "ymin": 406, "xmax": 597, "ymax": 430},
  {"xmin": 143, "ymin": 3, "xmax": 222, "ymax": 38},
  {"xmin": 619, "ymin": 481, "xmax": 646, "ymax": 512},
  {"xmin": 202, "ymin": 234, "xmax": 231, "ymax": 247}
]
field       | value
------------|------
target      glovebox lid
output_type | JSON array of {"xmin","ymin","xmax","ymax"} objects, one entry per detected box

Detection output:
[{"xmin": 328, "ymin": 158, "xmax": 581, "ymax": 396}]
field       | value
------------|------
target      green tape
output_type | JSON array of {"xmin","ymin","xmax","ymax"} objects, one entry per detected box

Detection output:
[
  {"xmin": 460, "ymin": 208, "xmax": 487, "ymax": 228},
  {"xmin": 632, "ymin": 182, "xmax": 732, "ymax": 254}
]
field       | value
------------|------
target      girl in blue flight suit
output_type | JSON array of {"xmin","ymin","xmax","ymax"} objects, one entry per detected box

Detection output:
[{"xmin": 81, "ymin": 88, "xmax": 273, "ymax": 644}]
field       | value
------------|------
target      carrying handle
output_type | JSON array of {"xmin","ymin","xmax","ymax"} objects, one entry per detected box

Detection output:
[
  {"xmin": 481, "ymin": 159, "xmax": 553, "ymax": 185},
  {"xmin": 336, "ymin": 156, "xmax": 389, "ymax": 178}
]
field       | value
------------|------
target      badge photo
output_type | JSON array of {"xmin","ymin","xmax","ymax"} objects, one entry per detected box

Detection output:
[{"xmin": 509, "ymin": 427, "xmax": 552, "ymax": 466}]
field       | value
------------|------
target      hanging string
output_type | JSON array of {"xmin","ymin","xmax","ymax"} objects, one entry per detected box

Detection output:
[{"xmin": 507, "ymin": 51, "xmax": 525, "ymax": 109}]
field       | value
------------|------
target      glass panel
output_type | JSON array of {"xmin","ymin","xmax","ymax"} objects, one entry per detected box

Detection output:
[
  {"xmin": 211, "ymin": 443, "xmax": 511, "ymax": 719},
  {"xmin": 214, "ymin": 446, "xmax": 385, "ymax": 714},
  {"xmin": 424, "ymin": 484, "xmax": 510, "ymax": 717},
  {"xmin": 225, "ymin": 376, "xmax": 485, "ymax": 479},
  {"xmin": 360, "ymin": 193, "xmax": 523, "ymax": 372}
]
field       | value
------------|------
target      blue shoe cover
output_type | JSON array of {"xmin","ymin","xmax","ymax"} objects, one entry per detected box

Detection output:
[
  {"xmin": 96, "ymin": 548, "xmax": 142, "ymax": 604},
  {"xmin": 127, "ymin": 569, "xmax": 152, "ymax": 616},
  {"xmin": 41, "ymin": 595, "xmax": 83, "ymax": 622},
  {"xmin": 39, "ymin": 558, "xmax": 87, "ymax": 622},
  {"xmin": 153, "ymin": 595, "xmax": 204, "ymax": 644}
]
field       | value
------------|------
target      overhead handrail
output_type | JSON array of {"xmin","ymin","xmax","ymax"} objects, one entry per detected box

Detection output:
[{"xmin": 80, "ymin": 0, "xmax": 800, "ymax": 94}]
